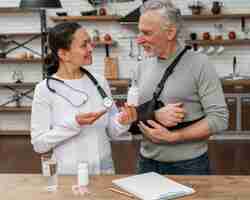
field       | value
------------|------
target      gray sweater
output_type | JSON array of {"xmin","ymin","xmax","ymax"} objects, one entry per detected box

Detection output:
[{"xmin": 137, "ymin": 49, "xmax": 229, "ymax": 162}]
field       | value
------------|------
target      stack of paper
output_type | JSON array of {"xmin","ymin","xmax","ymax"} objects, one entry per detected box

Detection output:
[{"xmin": 112, "ymin": 172, "xmax": 195, "ymax": 200}]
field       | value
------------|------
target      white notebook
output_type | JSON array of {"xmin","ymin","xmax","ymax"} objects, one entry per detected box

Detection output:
[{"xmin": 112, "ymin": 172, "xmax": 195, "ymax": 200}]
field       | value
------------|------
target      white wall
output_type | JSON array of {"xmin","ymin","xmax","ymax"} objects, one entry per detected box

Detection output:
[
  {"xmin": 1, "ymin": 0, "xmax": 250, "ymax": 80},
  {"xmin": 1, "ymin": 0, "xmax": 250, "ymax": 130}
]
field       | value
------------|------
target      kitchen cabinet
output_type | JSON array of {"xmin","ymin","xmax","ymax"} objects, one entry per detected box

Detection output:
[
  {"xmin": 0, "ymin": 135, "xmax": 41, "ymax": 173},
  {"xmin": 222, "ymin": 80, "xmax": 250, "ymax": 132},
  {"xmin": 241, "ymin": 97, "xmax": 250, "ymax": 130},
  {"xmin": 0, "ymin": 133, "xmax": 140, "ymax": 174},
  {"xmin": 111, "ymin": 139, "xmax": 140, "ymax": 174},
  {"xmin": 225, "ymin": 97, "xmax": 237, "ymax": 131},
  {"xmin": 208, "ymin": 136, "xmax": 250, "ymax": 175},
  {"xmin": 108, "ymin": 79, "xmax": 129, "ymax": 107}
]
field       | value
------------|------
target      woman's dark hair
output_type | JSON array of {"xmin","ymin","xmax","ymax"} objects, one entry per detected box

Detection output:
[{"xmin": 45, "ymin": 22, "xmax": 81, "ymax": 76}]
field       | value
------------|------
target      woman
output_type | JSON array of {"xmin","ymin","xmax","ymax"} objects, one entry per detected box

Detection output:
[{"xmin": 31, "ymin": 22, "xmax": 136, "ymax": 175}]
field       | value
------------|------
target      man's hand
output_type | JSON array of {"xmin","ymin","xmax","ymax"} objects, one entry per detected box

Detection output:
[
  {"xmin": 75, "ymin": 110, "xmax": 107, "ymax": 126},
  {"xmin": 138, "ymin": 120, "xmax": 178, "ymax": 144},
  {"xmin": 118, "ymin": 103, "xmax": 137, "ymax": 125},
  {"xmin": 154, "ymin": 103, "xmax": 185, "ymax": 127}
]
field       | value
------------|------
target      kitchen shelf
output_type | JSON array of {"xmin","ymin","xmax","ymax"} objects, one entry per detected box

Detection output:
[
  {"xmin": 94, "ymin": 40, "xmax": 118, "ymax": 47},
  {"xmin": 120, "ymin": 13, "xmax": 250, "ymax": 24},
  {"xmin": 0, "ymin": 82, "xmax": 37, "ymax": 88},
  {"xmin": 182, "ymin": 13, "xmax": 250, "ymax": 20},
  {"xmin": 0, "ymin": 58, "xmax": 42, "ymax": 64},
  {"xmin": 108, "ymin": 79, "xmax": 130, "ymax": 87},
  {"xmin": 186, "ymin": 39, "xmax": 250, "ymax": 46},
  {"xmin": 0, "ymin": 130, "xmax": 30, "ymax": 136},
  {"xmin": 0, "ymin": 7, "xmax": 36, "ymax": 13},
  {"xmin": 50, "ymin": 15, "xmax": 121, "ymax": 22},
  {"xmin": 0, "ymin": 33, "xmax": 41, "ymax": 37},
  {"xmin": 0, "ymin": 106, "xmax": 31, "ymax": 112}
]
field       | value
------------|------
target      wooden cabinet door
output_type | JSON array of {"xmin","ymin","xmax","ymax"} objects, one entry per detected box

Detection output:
[
  {"xmin": 111, "ymin": 140, "xmax": 140, "ymax": 174},
  {"xmin": 241, "ymin": 97, "xmax": 250, "ymax": 130},
  {"xmin": 225, "ymin": 97, "xmax": 237, "ymax": 131},
  {"xmin": 209, "ymin": 139, "xmax": 250, "ymax": 175},
  {"xmin": 0, "ymin": 135, "xmax": 41, "ymax": 173},
  {"xmin": 110, "ymin": 86, "xmax": 128, "ymax": 108}
]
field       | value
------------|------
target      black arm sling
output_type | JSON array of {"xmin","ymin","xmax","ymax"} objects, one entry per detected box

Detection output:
[{"xmin": 130, "ymin": 45, "xmax": 191, "ymax": 133}]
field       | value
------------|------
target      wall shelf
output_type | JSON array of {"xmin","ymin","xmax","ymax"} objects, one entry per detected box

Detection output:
[
  {"xmin": 0, "ymin": 58, "xmax": 42, "ymax": 64},
  {"xmin": 0, "ymin": 130, "xmax": 30, "ymax": 136},
  {"xmin": 0, "ymin": 8, "xmax": 36, "ymax": 13},
  {"xmin": 120, "ymin": 13, "xmax": 250, "ymax": 24},
  {"xmin": 94, "ymin": 40, "xmax": 118, "ymax": 47},
  {"xmin": 0, "ymin": 33, "xmax": 41, "ymax": 37},
  {"xmin": 186, "ymin": 39, "xmax": 250, "ymax": 46},
  {"xmin": 108, "ymin": 79, "xmax": 130, "ymax": 87},
  {"xmin": 0, "ymin": 106, "xmax": 31, "ymax": 112},
  {"xmin": 182, "ymin": 13, "xmax": 250, "ymax": 20},
  {"xmin": 50, "ymin": 15, "xmax": 121, "ymax": 22},
  {"xmin": 0, "ymin": 82, "xmax": 37, "ymax": 88}
]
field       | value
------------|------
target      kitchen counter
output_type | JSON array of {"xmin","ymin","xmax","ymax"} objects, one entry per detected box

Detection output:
[
  {"xmin": 2, "ymin": 174, "xmax": 250, "ymax": 200},
  {"xmin": 221, "ymin": 78, "xmax": 250, "ymax": 86}
]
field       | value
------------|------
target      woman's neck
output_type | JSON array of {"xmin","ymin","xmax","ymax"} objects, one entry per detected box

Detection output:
[{"xmin": 56, "ymin": 64, "xmax": 83, "ymax": 80}]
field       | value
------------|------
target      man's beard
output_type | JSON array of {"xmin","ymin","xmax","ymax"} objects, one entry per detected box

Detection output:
[{"xmin": 143, "ymin": 45, "xmax": 158, "ymax": 58}]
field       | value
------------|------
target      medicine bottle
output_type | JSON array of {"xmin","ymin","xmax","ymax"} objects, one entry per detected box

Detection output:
[
  {"xmin": 78, "ymin": 162, "xmax": 89, "ymax": 186},
  {"xmin": 127, "ymin": 71, "xmax": 139, "ymax": 106}
]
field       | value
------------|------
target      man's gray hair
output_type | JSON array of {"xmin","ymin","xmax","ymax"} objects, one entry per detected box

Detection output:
[{"xmin": 140, "ymin": 0, "xmax": 186, "ymax": 45}]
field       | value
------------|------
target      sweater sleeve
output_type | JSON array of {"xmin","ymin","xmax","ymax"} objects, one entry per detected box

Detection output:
[
  {"xmin": 30, "ymin": 83, "xmax": 81, "ymax": 154},
  {"xmin": 196, "ymin": 56, "xmax": 229, "ymax": 133}
]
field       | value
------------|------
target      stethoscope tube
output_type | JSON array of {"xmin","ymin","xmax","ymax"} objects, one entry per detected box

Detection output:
[{"xmin": 46, "ymin": 68, "xmax": 113, "ymax": 109}]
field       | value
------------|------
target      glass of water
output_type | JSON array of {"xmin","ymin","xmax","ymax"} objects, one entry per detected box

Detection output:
[{"xmin": 41, "ymin": 153, "xmax": 58, "ymax": 192}]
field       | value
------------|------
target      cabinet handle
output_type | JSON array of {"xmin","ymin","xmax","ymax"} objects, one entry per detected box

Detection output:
[
  {"xmin": 227, "ymin": 98, "xmax": 236, "ymax": 103},
  {"xmin": 110, "ymin": 87, "xmax": 117, "ymax": 92},
  {"xmin": 242, "ymin": 98, "xmax": 250, "ymax": 103},
  {"xmin": 234, "ymin": 85, "xmax": 244, "ymax": 90}
]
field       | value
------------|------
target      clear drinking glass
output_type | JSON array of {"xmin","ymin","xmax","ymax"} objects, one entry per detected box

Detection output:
[{"xmin": 41, "ymin": 153, "xmax": 58, "ymax": 192}]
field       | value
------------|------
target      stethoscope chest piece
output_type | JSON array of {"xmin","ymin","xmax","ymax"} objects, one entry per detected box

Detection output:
[{"xmin": 103, "ymin": 97, "xmax": 113, "ymax": 109}]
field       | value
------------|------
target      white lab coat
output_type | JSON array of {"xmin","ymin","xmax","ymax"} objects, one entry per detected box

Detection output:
[{"xmin": 31, "ymin": 72, "xmax": 130, "ymax": 175}]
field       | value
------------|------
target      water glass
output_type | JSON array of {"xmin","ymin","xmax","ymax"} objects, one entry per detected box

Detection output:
[{"xmin": 41, "ymin": 153, "xmax": 58, "ymax": 192}]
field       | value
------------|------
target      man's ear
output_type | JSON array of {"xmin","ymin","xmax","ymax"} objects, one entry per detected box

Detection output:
[
  {"xmin": 58, "ymin": 48, "xmax": 69, "ymax": 62},
  {"xmin": 165, "ymin": 25, "xmax": 177, "ymax": 41}
]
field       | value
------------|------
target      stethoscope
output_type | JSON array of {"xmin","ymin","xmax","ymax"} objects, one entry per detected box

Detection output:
[{"xmin": 46, "ymin": 67, "xmax": 113, "ymax": 109}]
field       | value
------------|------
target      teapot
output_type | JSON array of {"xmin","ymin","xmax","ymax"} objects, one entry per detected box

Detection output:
[{"xmin": 211, "ymin": 1, "xmax": 223, "ymax": 15}]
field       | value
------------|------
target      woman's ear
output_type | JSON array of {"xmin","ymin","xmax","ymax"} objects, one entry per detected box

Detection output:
[
  {"xmin": 165, "ymin": 25, "xmax": 177, "ymax": 41},
  {"xmin": 58, "ymin": 49, "xmax": 68, "ymax": 62}
]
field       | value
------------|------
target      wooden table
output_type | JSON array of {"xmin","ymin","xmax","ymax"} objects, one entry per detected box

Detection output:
[{"xmin": 2, "ymin": 174, "xmax": 250, "ymax": 200}]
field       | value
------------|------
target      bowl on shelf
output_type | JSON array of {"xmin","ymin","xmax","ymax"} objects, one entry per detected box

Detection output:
[
  {"xmin": 0, "ymin": 52, "xmax": 6, "ymax": 58},
  {"xmin": 56, "ymin": 12, "xmax": 68, "ymax": 16},
  {"xmin": 80, "ymin": 10, "xmax": 98, "ymax": 16}
]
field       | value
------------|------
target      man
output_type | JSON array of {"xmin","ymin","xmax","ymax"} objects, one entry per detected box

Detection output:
[{"xmin": 133, "ymin": 0, "xmax": 228, "ymax": 175}]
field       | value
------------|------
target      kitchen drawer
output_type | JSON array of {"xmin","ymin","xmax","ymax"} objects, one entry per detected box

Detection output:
[
  {"xmin": 241, "ymin": 97, "xmax": 250, "ymax": 131},
  {"xmin": 223, "ymin": 84, "xmax": 250, "ymax": 93},
  {"xmin": 225, "ymin": 97, "xmax": 237, "ymax": 131}
]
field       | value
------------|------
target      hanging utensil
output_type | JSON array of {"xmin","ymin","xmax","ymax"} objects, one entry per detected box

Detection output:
[
  {"xmin": 137, "ymin": 44, "xmax": 142, "ymax": 61},
  {"xmin": 129, "ymin": 38, "xmax": 135, "ymax": 58},
  {"xmin": 233, "ymin": 56, "xmax": 237, "ymax": 77}
]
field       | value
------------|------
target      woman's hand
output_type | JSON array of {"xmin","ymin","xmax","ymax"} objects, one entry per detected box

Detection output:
[
  {"xmin": 75, "ymin": 110, "xmax": 107, "ymax": 126},
  {"xmin": 154, "ymin": 103, "xmax": 185, "ymax": 127},
  {"xmin": 118, "ymin": 103, "xmax": 137, "ymax": 125}
]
